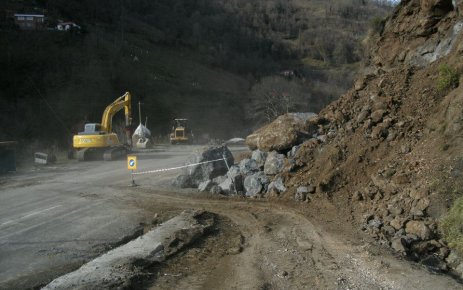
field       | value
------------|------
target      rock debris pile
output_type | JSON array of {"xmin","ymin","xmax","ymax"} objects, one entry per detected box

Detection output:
[{"xmin": 173, "ymin": 113, "xmax": 319, "ymax": 199}]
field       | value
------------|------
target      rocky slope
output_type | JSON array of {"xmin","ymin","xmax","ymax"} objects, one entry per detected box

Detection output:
[{"xmin": 242, "ymin": 0, "xmax": 463, "ymax": 278}]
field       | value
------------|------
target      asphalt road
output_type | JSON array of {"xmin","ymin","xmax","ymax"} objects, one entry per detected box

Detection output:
[{"xmin": 0, "ymin": 144, "xmax": 241, "ymax": 289}]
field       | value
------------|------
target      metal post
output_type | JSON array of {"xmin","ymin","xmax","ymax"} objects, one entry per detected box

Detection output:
[
  {"xmin": 138, "ymin": 101, "xmax": 142, "ymax": 125},
  {"xmin": 131, "ymin": 170, "xmax": 137, "ymax": 187}
]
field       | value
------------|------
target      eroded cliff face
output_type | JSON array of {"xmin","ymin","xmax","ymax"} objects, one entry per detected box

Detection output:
[
  {"xmin": 371, "ymin": 0, "xmax": 463, "ymax": 68},
  {"xmin": 278, "ymin": 0, "xmax": 463, "ymax": 275}
]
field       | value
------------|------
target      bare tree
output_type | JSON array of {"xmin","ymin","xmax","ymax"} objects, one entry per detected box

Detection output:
[{"xmin": 247, "ymin": 76, "xmax": 311, "ymax": 126}]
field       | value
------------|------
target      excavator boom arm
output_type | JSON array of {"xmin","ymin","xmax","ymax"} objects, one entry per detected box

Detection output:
[{"xmin": 100, "ymin": 92, "xmax": 132, "ymax": 133}]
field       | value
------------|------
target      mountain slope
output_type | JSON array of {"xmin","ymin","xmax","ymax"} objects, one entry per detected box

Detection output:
[
  {"xmin": 279, "ymin": 0, "xmax": 463, "ymax": 276},
  {"xmin": 0, "ymin": 0, "xmax": 392, "ymax": 146}
]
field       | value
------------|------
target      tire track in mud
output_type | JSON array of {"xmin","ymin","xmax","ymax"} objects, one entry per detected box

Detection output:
[{"xmin": 123, "ymin": 188, "xmax": 461, "ymax": 290}]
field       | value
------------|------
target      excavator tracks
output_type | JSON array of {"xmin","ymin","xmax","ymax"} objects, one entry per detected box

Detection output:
[
  {"xmin": 103, "ymin": 147, "xmax": 128, "ymax": 161},
  {"xmin": 76, "ymin": 146, "xmax": 128, "ymax": 161}
]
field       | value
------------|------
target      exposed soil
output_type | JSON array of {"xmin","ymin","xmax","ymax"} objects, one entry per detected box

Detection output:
[
  {"xmin": 251, "ymin": 0, "xmax": 463, "ymax": 276},
  {"xmin": 120, "ymin": 188, "xmax": 461, "ymax": 290}
]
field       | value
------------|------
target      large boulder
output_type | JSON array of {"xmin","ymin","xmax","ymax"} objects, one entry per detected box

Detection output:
[
  {"xmin": 227, "ymin": 165, "xmax": 245, "ymax": 192},
  {"xmin": 267, "ymin": 177, "xmax": 287, "ymax": 194},
  {"xmin": 219, "ymin": 174, "xmax": 244, "ymax": 195},
  {"xmin": 264, "ymin": 151, "xmax": 286, "ymax": 175},
  {"xmin": 245, "ymin": 113, "xmax": 317, "ymax": 152},
  {"xmin": 198, "ymin": 180, "xmax": 215, "ymax": 192},
  {"xmin": 218, "ymin": 178, "xmax": 234, "ymax": 194},
  {"xmin": 251, "ymin": 149, "xmax": 267, "ymax": 168},
  {"xmin": 227, "ymin": 165, "xmax": 241, "ymax": 179},
  {"xmin": 173, "ymin": 146, "xmax": 234, "ymax": 188},
  {"xmin": 172, "ymin": 174, "xmax": 193, "ymax": 188},
  {"xmin": 239, "ymin": 158, "xmax": 260, "ymax": 175},
  {"xmin": 213, "ymin": 175, "xmax": 228, "ymax": 185},
  {"xmin": 244, "ymin": 172, "xmax": 270, "ymax": 197},
  {"xmin": 405, "ymin": 220, "xmax": 432, "ymax": 240}
]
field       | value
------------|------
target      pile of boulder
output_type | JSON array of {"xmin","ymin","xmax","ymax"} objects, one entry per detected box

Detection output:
[
  {"xmin": 172, "ymin": 113, "xmax": 319, "ymax": 198},
  {"xmin": 172, "ymin": 145, "xmax": 234, "ymax": 190}
]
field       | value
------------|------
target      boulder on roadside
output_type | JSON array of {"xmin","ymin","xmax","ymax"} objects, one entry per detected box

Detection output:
[
  {"xmin": 264, "ymin": 151, "xmax": 286, "ymax": 175},
  {"xmin": 173, "ymin": 145, "xmax": 234, "ymax": 188},
  {"xmin": 295, "ymin": 186, "xmax": 315, "ymax": 202},
  {"xmin": 244, "ymin": 171, "xmax": 270, "ymax": 197},
  {"xmin": 172, "ymin": 174, "xmax": 193, "ymax": 188},
  {"xmin": 198, "ymin": 180, "xmax": 215, "ymax": 192},
  {"xmin": 251, "ymin": 150, "xmax": 268, "ymax": 168},
  {"xmin": 227, "ymin": 165, "xmax": 241, "ymax": 179},
  {"xmin": 219, "ymin": 178, "xmax": 234, "ymax": 195},
  {"xmin": 245, "ymin": 113, "xmax": 317, "ymax": 152},
  {"xmin": 239, "ymin": 158, "xmax": 260, "ymax": 175},
  {"xmin": 219, "ymin": 174, "xmax": 244, "ymax": 194},
  {"xmin": 405, "ymin": 220, "xmax": 432, "ymax": 240},
  {"xmin": 267, "ymin": 177, "xmax": 287, "ymax": 194},
  {"xmin": 213, "ymin": 175, "xmax": 228, "ymax": 185}
]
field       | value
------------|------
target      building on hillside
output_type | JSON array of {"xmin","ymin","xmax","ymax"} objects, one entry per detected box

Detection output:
[
  {"xmin": 280, "ymin": 70, "xmax": 295, "ymax": 78},
  {"xmin": 14, "ymin": 13, "xmax": 45, "ymax": 30},
  {"xmin": 56, "ymin": 21, "xmax": 81, "ymax": 31}
]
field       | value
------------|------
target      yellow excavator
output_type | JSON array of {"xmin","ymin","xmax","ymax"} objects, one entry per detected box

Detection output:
[{"xmin": 73, "ymin": 92, "xmax": 133, "ymax": 161}]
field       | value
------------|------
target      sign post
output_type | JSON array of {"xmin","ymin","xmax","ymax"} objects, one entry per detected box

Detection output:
[{"xmin": 127, "ymin": 155, "xmax": 137, "ymax": 186}]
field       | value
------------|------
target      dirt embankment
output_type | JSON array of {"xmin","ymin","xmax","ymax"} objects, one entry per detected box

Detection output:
[{"xmin": 273, "ymin": 0, "xmax": 463, "ymax": 276}]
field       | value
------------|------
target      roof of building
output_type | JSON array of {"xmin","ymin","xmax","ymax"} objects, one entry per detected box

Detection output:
[{"xmin": 14, "ymin": 13, "xmax": 45, "ymax": 17}]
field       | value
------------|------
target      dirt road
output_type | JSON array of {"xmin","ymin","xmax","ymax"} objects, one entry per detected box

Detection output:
[
  {"xmin": 124, "ymin": 189, "xmax": 461, "ymax": 290},
  {"xmin": 0, "ymin": 145, "xmax": 461, "ymax": 289}
]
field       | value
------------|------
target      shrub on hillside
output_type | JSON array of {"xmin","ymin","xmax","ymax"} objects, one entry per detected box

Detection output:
[
  {"xmin": 439, "ymin": 196, "xmax": 463, "ymax": 254},
  {"xmin": 437, "ymin": 64, "xmax": 460, "ymax": 93}
]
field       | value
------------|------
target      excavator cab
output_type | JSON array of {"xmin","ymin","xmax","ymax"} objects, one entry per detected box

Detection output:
[{"xmin": 81, "ymin": 123, "xmax": 104, "ymax": 135}]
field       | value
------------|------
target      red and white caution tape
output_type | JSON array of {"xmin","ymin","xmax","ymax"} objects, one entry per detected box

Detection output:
[{"xmin": 132, "ymin": 158, "xmax": 226, "ymax": 175}]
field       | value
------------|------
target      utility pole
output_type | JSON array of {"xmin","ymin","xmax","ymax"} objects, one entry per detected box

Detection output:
[{"xmin": 138, "ymin": 101, "xmax": 142, "ymax": 124}]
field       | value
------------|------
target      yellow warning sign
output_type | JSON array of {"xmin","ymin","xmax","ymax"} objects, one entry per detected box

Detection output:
[{"xmin": 127, "ymin": 155, "xmax": 137, "ymax": 170}]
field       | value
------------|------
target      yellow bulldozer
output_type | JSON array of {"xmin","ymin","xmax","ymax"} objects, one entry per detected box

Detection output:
[
  {"xmin": 73, "ymin": 92, "xmax": 133, "ymax": 161},
  {"xmin": 170, "ymin": 118, "xmax": 193, "ymax": 144}
]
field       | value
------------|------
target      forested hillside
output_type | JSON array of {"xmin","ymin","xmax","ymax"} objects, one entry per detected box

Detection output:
[{"xmin": 0, "ymin": 0, "xmax": 393, "ymax": 147}]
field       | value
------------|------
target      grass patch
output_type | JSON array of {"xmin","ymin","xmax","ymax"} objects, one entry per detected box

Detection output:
[
  {"xmin": 439, "ymin": 196, "xmax": 463, "ymax": 254},
  {"xmin": 437, "ymin": 64, "xmax": 460, "ymax": 93}
]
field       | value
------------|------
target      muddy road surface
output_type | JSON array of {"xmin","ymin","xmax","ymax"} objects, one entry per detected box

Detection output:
[{"xmin": 0, "ymin": 145, "xmax": 460, "ymax": 289}]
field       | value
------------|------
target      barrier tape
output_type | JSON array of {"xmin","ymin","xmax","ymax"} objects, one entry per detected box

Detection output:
[{"xmin": 132, "ymin": 158, "xmax": 226, "ymax": 175}]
